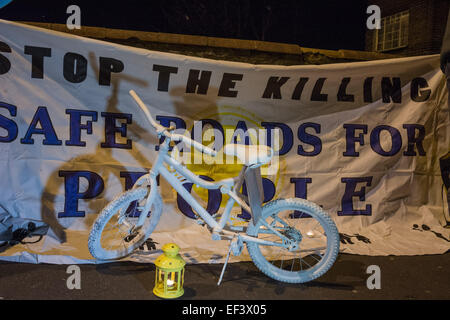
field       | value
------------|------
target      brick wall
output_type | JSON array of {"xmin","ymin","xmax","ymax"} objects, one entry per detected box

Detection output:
[
  {"xmin": 365, "ymin": 0, "xmax": 449, "ymax": 56},
  {"xmin": 21, "ymin": 21, "xmax": 397, "ymax": 66}
]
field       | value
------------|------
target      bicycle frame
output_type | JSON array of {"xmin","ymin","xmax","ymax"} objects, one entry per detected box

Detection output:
[
  {"xmin": 133, "ymin": 136, "xmax": 288, "ymax": 249},
  {"xmin": 87, "ymin": 90, "xmax": 340, "ymax": 284}
]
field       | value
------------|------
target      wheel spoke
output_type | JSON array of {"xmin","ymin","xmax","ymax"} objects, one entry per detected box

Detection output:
[
  {"xmin": 271, "ymin": 249, "xmax": 284, "ymax": 266},
  {"xmin": 247, "ymin": 201, "xmax": 340, "ymax": 282},
  {"xmin": 103, "ymin": 210, "xmax": 137, "ymax": 247},
  {"xmin": 88, "ymin": 186, "xmax": 159, "ymax": 261},
  {"xmin": 272, "ymin": 214, "xmax": 290, "ymax": 227},
  {"xmin": 301, "ymin": 257, "xmax": 312, "ymax": 268},
  {"xmin": 260, "ymin": 219, "xmax": 289, "ymax": 242},
  {"xmin": 310, "ymin": 254, "xmax": 321, "ymax": 263}
]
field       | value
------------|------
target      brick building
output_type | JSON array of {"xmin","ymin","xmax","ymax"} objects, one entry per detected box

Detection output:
[
  {"xmin": 21, "ymin": 21, "xmax": 396, "ymax": 66},
  {"xmin": 365, "ymin": 0, "xmax": 449, "ymax": 56}
]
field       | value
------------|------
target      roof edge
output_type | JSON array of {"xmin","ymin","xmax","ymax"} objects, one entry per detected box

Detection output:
[{"xmin": 18, "ymin": 21, "xmax": 399, "ymax": 61}]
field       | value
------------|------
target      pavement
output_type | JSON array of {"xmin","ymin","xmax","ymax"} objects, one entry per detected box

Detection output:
[{"xmin": 0, "ymin": 252, "xmax": 448, "ymax": 300}]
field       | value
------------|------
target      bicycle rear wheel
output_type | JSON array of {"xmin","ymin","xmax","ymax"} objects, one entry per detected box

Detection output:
[
  {"xmin": 88, "ymin": 186, "xmax": 162, "ymax": 260},
  {"xmin": 246, "ymin": 198, "xmax": 339, "ymax": 283}
]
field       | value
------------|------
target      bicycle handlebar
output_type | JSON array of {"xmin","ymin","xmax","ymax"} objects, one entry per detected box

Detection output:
[
  {"xmin": 129, "ymin": 89, "xmax": 166, "ymax": 133},
  {"xmin": 170, "ymin": 133, "xmax": 217, "ymax": 157},
  {"xmin": 129, "ymin": 90, "xmax": 217, "ymax": 157}
]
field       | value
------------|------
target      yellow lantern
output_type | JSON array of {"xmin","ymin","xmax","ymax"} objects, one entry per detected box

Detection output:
[{"xmin": 153, "ymin": 243, "xmax": 186, "ymax": 299}]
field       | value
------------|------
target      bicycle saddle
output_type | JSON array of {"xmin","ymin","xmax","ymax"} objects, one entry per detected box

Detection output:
[{"xmin": 223, "ymin": 144, "xmax": 273, "ymax": 167}]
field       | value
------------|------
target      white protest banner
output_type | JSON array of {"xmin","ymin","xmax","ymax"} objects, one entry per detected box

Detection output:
[{"xmin": 0, "ymin": 20, "xmax": 449, "ymax": 264}]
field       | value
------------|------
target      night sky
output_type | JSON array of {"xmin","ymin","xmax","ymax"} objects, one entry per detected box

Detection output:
[{"xmin": 0, "ymin": 0, "xmax": 368, "ymax": 50}]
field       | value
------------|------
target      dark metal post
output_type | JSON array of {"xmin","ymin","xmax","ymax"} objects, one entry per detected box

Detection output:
[{"xmin": 244, "ymin": 167, "xmax": 264, "ymax": 225}]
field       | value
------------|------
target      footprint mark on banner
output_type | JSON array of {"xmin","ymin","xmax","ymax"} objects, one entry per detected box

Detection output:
[
  {"xmin": 412, "ymin": 224, "xmax": 450, "ymax": 242},
  {"xmin": 339, "ymin": 233, "xmax": 371, "ymax": 245}
]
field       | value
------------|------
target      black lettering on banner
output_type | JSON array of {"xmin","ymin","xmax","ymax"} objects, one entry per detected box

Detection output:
[
  {"xmin": 338, "ymin": 177, "xmax": 373, "ymax": 216},
  {"xmin": 186, "ymin": 69, "xmax": 212, "ymax": 94},
  {"xmin": 297, "ymin": 122, "xmax": 322, "ymax": 156},
  {"xmin": 343, "ymin": 124, "xmax": 368, "ymax": 157},
  {"xmin": 291, "ymin": 77, "xmax": 309, "ymax": 100},
  {"xmin": 191, "ymin": 118, "xmax": 224, "ymax": 151},
  {"xmin": 337, "ymin": 77, "xmax": 355, "ymax": 102},
  {"xmin": 58, "ymin": 170, "xmax": 104, "ymax": 218},
  {"xmin": 65, "ymin": 109, "xmax": 98, "ymax": 146},
  {"xmin": 232, "ymin": 120, "xmax": 251, "ymax": 145},
  {"xmin": 100, "ymin": 112, "xmax": 132, "ymax": 149},
  {"xmin": 0, "ymin": 41, "xmax": 12, "ymax": 75},
  {"xmin": 403, "ymin": 124, "xmax": 426, "ymax": 156},
  {"xmin": 261, "ymin": 122, "xmax": 293, "ymax": 156},
  {"xmin": 410, "ymin": 77, "xmax": 431, "ymax": 102},
  {"xmin": 381, "ymin": 77, "xmax": 401, "ymax": 103},
  {"xmin": 370, "ymin": 125, "xmax": 402, "ymax": 156},
  {"xmin": 218, "ymin": 73, "xmax": 243, "ymax": 97},
  {"xmin": 24, "ymin": 46, "xmax": 52, "ymax": 79},
  {"xmin": 63, "ymin": 52, "xmax": 88, "ymax": 83},
  {"xmin": 0, "ymin": 101, "xmax": 18, "ymax": 142},
  {"xmin": 262, "ymin": 76, "xmax": 290, "ymax": 99},
  {"xmin": 99, "ymin": 57, "xmax": 124, "ymax": 86},
  {"xmin": 311, "ymin": 78, "xmax": 328, "ymax": 101},
  {"xmin": 363, "ymin": 77, "xmax": 374, "ymax": 103},
  {"xmin": 20, "ymin": 106, "xmax": 62, "ymax": 145},
  {"xmin": 153, "ymin": 64, "xmax": 178, "ymax": 92}
]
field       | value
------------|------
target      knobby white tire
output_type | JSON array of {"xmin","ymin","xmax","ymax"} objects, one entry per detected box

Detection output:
[
  {"xmin": 246, "ymin": 198, "xmax": 340, "ymax": 283},
  {"xmin": 88, "ymin": 186, "xmax": 162, "ymax": 260}
]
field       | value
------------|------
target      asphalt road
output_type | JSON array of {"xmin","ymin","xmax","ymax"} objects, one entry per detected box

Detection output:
[{"xmin": 0, "ymin": 253, "xmax": 448, "ymax": 300}]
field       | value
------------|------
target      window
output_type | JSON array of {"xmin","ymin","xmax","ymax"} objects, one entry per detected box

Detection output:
[{"xmin": 374, "ymin": 10, "xmax": 409, "ymax": 52}]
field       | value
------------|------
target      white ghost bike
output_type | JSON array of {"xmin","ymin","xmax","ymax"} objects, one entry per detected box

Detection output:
[{"xmin": 88, "ymin": 90, "xmax": 340, "ymax": 284}]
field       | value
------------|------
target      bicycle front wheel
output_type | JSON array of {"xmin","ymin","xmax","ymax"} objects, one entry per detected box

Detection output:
[
  {"xmin": 246, "ymin": 198, "xmax": 339, "ymax": 283},
  {"xmin": 88, "ymin": 186, "xmax": 162, "ymax": 260}
]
